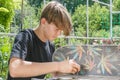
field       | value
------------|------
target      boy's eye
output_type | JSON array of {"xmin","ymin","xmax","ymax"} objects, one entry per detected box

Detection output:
[
  {"xmin": 56, "ymin": 29, "xmax": 59, "ymax": 31},
  {"xmin": 55, "ymin": 28, "xmax": 59, "ymax": 31}
]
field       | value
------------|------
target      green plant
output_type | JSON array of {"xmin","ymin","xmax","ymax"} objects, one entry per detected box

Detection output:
[
  {"xmin": 0, "ymin": 24, "xmax": 5, "ymax": 32},
  {"xmin": 113, "ymin": 25, "xmax": 120, "ymax": 37},
  {"xmin": 92, "ymin": 29, "xmax": 109, "ymax": 38},
  {"xmin": 0, "ymin": 37, "xmax": 12, "ymax": 80},
  {"xmin": 72, "ymin": 3, "xmax": 109, "ymax": 37},
  {"xmin": 0, "ymin": 0, "xmax": 14, "ymax": 31}
]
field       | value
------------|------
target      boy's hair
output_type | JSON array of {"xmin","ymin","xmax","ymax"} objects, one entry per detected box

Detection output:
[{"xmin": 40, "ymin": 1, "xmax": 72, "ymax": 36}]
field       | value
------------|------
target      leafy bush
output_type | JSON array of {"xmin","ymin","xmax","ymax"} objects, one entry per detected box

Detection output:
[
  {"xmin": 72, "ymin": 3, "xmax": 109, "ymax": 37},
  {"xmin": 113, "ymin": 25, "xmax": 120, "ymax": 37},
  {"xmin": 92, "ymin": 29, "xmax": 109, "ymax": 37},
  {"xmin": 0, "ymin": 37, "xmax": 12, "ymax": 79},
  {"xmin": 0, "ymin": 24, "xmax": 5, "ymax": 32},
  {"xmin": 0, "ymin": 0, "xmax": 14, "ymax": 31}
]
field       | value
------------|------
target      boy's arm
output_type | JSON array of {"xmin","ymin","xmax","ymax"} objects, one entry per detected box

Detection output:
[
  {"xmin": 9, "ymin": 57, "xmax": 58, "ymax": 78},
  {"xmin": 9, "ymin": 57, "xmax": 80, "ymax": 78}
]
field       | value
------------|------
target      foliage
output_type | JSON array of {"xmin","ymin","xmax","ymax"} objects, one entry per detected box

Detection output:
[
  {"xmin": 72, "ymin": 4, "xmax": 86, "ymax": 36},
  {"xmin": 13, "ymin": 0, "xmax": 22, "ymax": 9},
  {"xmin": 58, "ymin": 0, "xmax": 84, "ymax": 14},
  {"xmin": 27, "ymin": 0, "xmax": 43, "ymax": 8},
  {"xmin": 113, "ymin": 25, "xmax": 120, "ymax": 37},
  {"xmin": 36, "ymin": 3, "xmax": 44, "ymax": 21},
  {"xmin": 0, "ymin": 0, "xmax": 14, "ymax": 31},
  {"xmin": 72, "ymin": 3, "xmax": 109, "ymax": 37},
  {"xmin": 0, "ymin": 0, "xmax": 14, "ymax": 79},
  {"xmin": 0, "ymin": 37, "xmax": 13, "ymax": 79},
  {"xmin": 89, "ymin": 3, "xmax": 109, "ymax": 31},
  {"xmin": 92, "ymin": 29, "xmax": 109, "ymax": 37},
  {"xmin": 44, "ymin": 74, "xmax": 52, "ymax": 79},
  {"xmin": 0, "ymin": 7, "xmax": 9, "ymax": 12},
  {"xmin": 23, "ymin": 4, "xmax": 38, "ymax": 29},
  {"xmin": 12, "ymin": 0, "xmax": 26, "ymax": 32},
  {"xmin": 12, "ymin": 0, "xmax": 38, "ymax": 31},
  {"xmin": 61, "ymin": 0, "xmax": 108, "ymax": 13},
  {"xmin": 0, "ymin": 24, "xmax": 5, "ymax": 32},
  {"xmin": 27, "ymin": 0, "xmax": 50, "ymax": 16},
  {"xmin": 27, "ymin": 0, "xmax": 111, "ymax": 14},
  {"xmin": 54, "ymin": 38, "xmax": 68, "ymax": 48},
  {"xmin": 113, "ymin": 0, "xmax": 120, "ymax": 11}
]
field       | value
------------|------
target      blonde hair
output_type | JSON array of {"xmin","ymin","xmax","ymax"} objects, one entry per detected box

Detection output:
[{"xmin": 40, "ymin": 1, "xmax": 72, "ymax": 36}]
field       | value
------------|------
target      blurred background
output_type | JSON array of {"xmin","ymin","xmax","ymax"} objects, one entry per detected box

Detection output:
[{"xmin": 0, "ymin": 0, "xmax": 120, "ymax": 79}]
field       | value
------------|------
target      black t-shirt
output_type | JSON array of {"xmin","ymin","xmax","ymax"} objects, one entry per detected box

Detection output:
[{"xmin": 7, "ymin": 29, "xmax": 55, "ymax": 80}]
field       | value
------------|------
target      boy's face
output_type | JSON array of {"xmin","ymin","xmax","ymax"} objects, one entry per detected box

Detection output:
[{"xmin": 41, "ymin": 19, "xmax": 62, "ymax": 41}]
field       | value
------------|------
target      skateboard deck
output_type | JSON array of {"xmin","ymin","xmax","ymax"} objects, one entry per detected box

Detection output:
[{"xmin": 52, "ymin": 45, "xmax": 120, "ymax": 76}]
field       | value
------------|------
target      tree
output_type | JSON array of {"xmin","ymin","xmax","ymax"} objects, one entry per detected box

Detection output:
[
  {"xmin": 27, "ymin": 0, "xmax": 48, "ymax": 15},
  {"xmin": 112, "ymin": 0, "xmax": 120, "ymax": 25},
  {"xmin": 0, "ymin": 0, "xmax": 14, "ymax": 31},
  {"xmin": 113, "ymin": 0, "xmax": 120, "ymax": 11},
  {"xmin": 27, "ymin": 0, "xmax": 43, "ymax": 7},
  {"xmin": 56, "ymin": 0, "xmax": 110, "ymax": 14},
  {"xmin": 72, "ymin": 3, "xmax": 109, "ymax": 37}
]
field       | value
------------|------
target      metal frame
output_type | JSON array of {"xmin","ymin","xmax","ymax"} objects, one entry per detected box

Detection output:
[
  {"xmin": 1, "ymin": 0, "xmax": 120, "ymax": 40},
  {"xmin": 92, "ymin": 0, "xmax": 120, "ymax": 39}
]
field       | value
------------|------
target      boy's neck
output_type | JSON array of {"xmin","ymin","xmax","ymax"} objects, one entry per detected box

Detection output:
[{"xmin": 34, "ymin": 26, "xmax": 47, "ymax": 42}]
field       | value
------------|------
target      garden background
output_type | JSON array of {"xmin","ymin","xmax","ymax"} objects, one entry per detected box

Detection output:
[{"xmin": 0, "ymin": 0, "xmax": 120, "ymax": 79}]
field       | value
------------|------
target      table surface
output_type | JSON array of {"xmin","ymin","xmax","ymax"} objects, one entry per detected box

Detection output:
[{"xmin": 50, "ymin": 75, "xmax": 120, "ymax": 80}]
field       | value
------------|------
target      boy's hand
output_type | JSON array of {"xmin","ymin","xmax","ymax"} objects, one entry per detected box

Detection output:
[{"xmin": 58, "ymin": 59, "xmax": 80, "ymax": 74}]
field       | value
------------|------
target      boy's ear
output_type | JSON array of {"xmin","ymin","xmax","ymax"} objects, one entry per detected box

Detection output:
[{"xmin": 41, "ymin": 18, "xmax": 47, "ymax": 24}]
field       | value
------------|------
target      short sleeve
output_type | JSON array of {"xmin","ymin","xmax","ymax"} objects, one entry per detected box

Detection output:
[
  {"xmin": 49, "ymin": 42, "xmax": 55, "ymax": 55},
  {"xmin": 10, "ymin": 31, "xmax": 29, "ymax": 60}
]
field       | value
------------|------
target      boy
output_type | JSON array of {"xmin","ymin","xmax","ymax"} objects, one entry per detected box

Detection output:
[{"xmin": 7, "ymin": 1, "xmax": 80, "ymax": 80}]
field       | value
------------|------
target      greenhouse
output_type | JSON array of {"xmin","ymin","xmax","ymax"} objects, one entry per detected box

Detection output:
[{"xmin": 0, "ymin": 0, "xmax": 120, "ymax": 80}]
